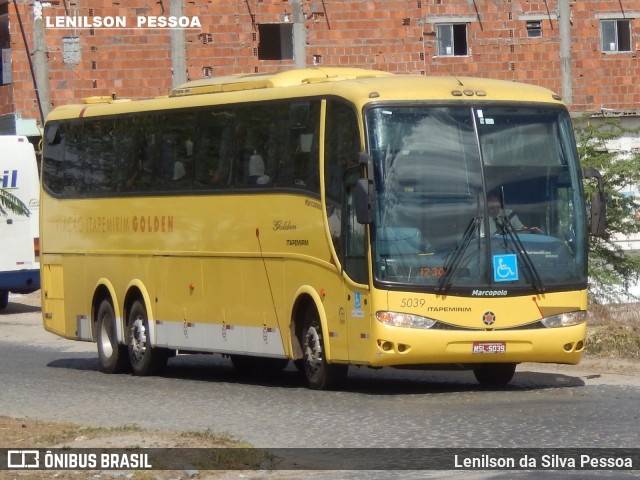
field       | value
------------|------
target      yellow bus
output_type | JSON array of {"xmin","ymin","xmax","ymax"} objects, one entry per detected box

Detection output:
[{"xmin": 41, "ymin": 67, "xmax": 604, "ymax": 389}]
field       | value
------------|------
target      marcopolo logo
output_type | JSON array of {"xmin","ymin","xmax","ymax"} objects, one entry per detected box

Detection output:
[
  {"xmin": 44, "ymin": 15, "xmax": 202, "ymax": 29},
  {"xmin": 471, "ymin": 289, "xmax": 508, "ymax": 297}
]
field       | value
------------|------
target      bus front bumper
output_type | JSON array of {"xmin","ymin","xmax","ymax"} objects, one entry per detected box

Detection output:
[{"xmin": 365, "ymin": 322, "xmax": 587, "ymax": 367}]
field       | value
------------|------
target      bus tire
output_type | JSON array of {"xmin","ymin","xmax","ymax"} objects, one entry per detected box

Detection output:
[
  {"xmin": 96, "ymin": 299, "xmax": 129, "ymax": 374},
  {"xmin": 127, "ymin": 299, "xmax": 168, "ymax": 376},
  {"xmin": 299, "ymin": 305, "xmax": 348, "ymax": 390},
  {"xmin": 473, "ymin": 363, "xmax": 517, "ymax": 387},
  {"xmin": 0, "ymin": 290, "xmax": 8, "ymax": 310}
]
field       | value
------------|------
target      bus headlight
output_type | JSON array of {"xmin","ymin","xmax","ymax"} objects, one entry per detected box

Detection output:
[
  {"xmin": 541, "ymin": 311, "xmax": 587, "ymax": 328},
  {"xmin": 376, "ymin": 311, "xmax": 437, "ymax": 329}
]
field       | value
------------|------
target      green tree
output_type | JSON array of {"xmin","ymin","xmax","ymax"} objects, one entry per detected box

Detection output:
[
  {"xmin": 575, "ymin": 117, "xmax": 640, "ymax": 303},
  {"xmin": 0, "ymin": 190, "xmax": 30, "ymax": 217}
]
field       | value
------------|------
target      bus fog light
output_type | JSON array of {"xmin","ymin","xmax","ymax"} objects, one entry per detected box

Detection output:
[
  {"xmin": 563, "ymin": 343, "xmax": 573, "ymax": 352},
  {"xmin": 376, "ymin": 311, "xmax": 437, "ymax": 329},
  {"xmin": 541, "ymin": 311, "xmax": 587, "ymax": 328}
]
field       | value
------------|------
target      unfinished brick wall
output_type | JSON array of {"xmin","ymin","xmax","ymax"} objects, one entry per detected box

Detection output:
[{"xmin": 6, "ymin": 0, "xmax": 640, "ymax": 130}]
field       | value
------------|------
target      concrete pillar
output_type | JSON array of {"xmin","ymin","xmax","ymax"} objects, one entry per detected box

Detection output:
[
  {"xmin": 171, "ymin": 0, "xmax": 187, "ymax": 86},
  {"xmin": 32, "ymin": 1, "xmax": 51, "ymax": 122},
  {"xmin": 291, "ymin": 0, "xmax": 306, "ymax": 68},
  {"xmin": 558, "ymin": 0, "xmax": 573, "ymax": 104}
]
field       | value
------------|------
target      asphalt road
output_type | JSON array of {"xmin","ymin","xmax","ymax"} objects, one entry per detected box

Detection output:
[
  {"xmin": 2, "ymin": 292, "xmax": 640, "ymax": 480},
  {"xmin": 1, "ymin": 292, "xmax": 639, "ymax": 451}
]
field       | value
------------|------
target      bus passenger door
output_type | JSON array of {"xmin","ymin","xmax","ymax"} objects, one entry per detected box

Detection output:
[
  {"xmin": 342, "ymin": 169, "xmax": 372, "ymax": 363},
  {"xmin": 323, "ymin": 99, "xmax": 372, "ymax": 364}
]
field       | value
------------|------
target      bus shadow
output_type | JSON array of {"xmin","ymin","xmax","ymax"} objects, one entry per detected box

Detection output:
[
  {"xmin": 0, "ymin": 302, "xmax": 41, "ymax": 315},
  {"xmin": 47, "ymin": 357, "xmax": 101, "ymax": 371},
  {"xmin": 47, "ymin": 354, "xmax": 586, "ymax": 394},
  {"xmin": 332, "ymin": 367, "xmax": 586, "ymax": 395}
]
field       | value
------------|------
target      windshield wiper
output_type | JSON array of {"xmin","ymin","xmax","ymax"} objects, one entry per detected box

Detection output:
[
  {"xmin": 437, "ymin": 217, "xmax": 480, "ymax": 293},
  {"xmin": 497, "ymin": 215, "xmax": 545, "ymax": 293}
]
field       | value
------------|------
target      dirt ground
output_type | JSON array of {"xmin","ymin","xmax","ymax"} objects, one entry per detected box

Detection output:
[{"xmin": 0, "ymin": 415, "xmax": 285, "ymax": 480}]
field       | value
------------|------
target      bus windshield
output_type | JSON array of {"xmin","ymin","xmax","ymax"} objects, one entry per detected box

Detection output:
[{"xmin": 366, "ymin": 105, "xmax": 586, "ymax": 293}]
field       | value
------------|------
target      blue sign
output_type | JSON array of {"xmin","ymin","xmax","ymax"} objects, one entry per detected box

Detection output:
[
  {"xmin": 354, "ymin": 291, "xmax": 361, "ymax": 309},
  {"xmin": 493, "ymin": 254, "xmax": 518, "ymax": 282}
]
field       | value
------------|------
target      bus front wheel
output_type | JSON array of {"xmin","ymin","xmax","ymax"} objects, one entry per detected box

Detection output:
[
  {"xmin": 473, "ymin": 363, "xmax": 517, "ymax": 387},
  {"xmin": 96, "ymin": 299, "xmax": 129, "ymax": 374},
  {"xmin": 299, "ymin": 305, "xmax": 348, "ymax": 390},
  {"xmin": 127, "ymin": 300, "xmax": 168, "ymax": 376}
]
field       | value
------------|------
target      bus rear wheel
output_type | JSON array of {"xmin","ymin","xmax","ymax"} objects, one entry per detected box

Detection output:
[
  {"xmin": 96, "ymin": 299, "xmax": 129, "ymax": 374},
  {"xmin": 473, "ymin": 363, "xmax": 517, "ymax": 387},
  {"xmin": 127, "ymin": 300, "xmax": 168, "ymax": 376},
  {"xmin": 299, "ymin": 305, "xmax": 347, "ymax": 390}
]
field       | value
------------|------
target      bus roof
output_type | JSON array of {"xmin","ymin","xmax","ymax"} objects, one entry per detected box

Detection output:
[
  {"xmin": 169, "ymin": 67, "xmax": 395, "ymax": 97},
  {"xmin": 45, "ymin": 67, "xmax": 565, "ymax": 121}
]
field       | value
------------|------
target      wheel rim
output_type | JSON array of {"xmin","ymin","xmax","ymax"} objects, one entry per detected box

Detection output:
[
  {"xmin": 304, "ymin": 325, "xmax": 323, "ymax": 374},
  {"xmin": 129, "ymin": 316, "xmax": 148, "ymax": 365},
  {"xmin": 99, "ymin": 313, "xmax": 114, "ymax": 359}
]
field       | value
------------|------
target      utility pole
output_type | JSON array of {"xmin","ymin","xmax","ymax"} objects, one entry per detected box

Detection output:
[
  {"xmin": 558, "ymin": 0, "xmax": 573, "ymax": 105},
  {"xmin": 291, "ymin": 0, "xmax": 306, "ymax": 68},
  {"xmin": 170, "ymin": 0, "xmax": 187, "ymax": 87},
  {"xmin": 32, "ymin": 0, "xmax": 52, "ymax": 123}
]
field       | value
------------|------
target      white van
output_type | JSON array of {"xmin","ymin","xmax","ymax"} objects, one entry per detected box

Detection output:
[{"xmin": 0, "ymin": 136, "xmax": 40, "ymax": 309}]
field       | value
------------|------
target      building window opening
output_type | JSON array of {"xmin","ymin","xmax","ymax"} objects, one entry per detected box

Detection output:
[
  {"xmin": 526, "ymin": 20, "xmax": 542, "ymax": 38},
  {"xmin": 257, "ymin": 23, "xmax": 294, "ymax": 60},
  {"xmin": 62, "ymin": 36, "xmax": 81, "ymax": 67},
  {"xmin": 601, "ymin": 19, "xmax": 632, "ymax": 52},
  {"xmin": 1, "ymin": 2, "xmax": 10, "ymax": 85},
  {"xmin": 436, "ymin": 23, "xmax": 468, "ymax": 56}
]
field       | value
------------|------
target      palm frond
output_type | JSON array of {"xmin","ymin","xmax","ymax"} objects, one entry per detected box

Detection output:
[{"xmin": 0, "ymin": 189, "xmax": 30, "ymax": 217}]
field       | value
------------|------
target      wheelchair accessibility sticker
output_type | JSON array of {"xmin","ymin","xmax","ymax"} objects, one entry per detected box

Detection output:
[
  {"xmin": 351, "ymin": 291, "xmax": 364, "ymax": 318},
  {"xmin": 493, "ymin": 254, "xmax": 518, "ymax": 282}
]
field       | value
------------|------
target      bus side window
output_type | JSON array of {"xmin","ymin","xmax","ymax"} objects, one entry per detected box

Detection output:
[
  {"xmin": 344, "ymin": 168, "xmax": 369, "ymax": 284},
  {"xmin": 324, "ymin": 100, "xmax": 361, "ymax": 260},
  {"xmin": 231, "ymin": 106, "xmax": 266, "ymax": 187},
  {"xmin": 43, "ymin": 122, "xmax": 65, "ymax": 195},
  {"xmin": 116, "ymin": 115, "xmax": 152, "ymax": 192},
  {"xmin": 63, "ymin": 121, "xmax": 88, "ymax": 196},
  {"xmin": 194, "ymin": 109, "xmax": 235, "ymax": 189},
  {"xmin": 293, "ymin": 101, "xmax": 321, "ymax": 192},
  {"xmin": 82, "ymin": 120, "xmax": 117, "ymax": 194},
  {"xmin": 278, "ymin": 101, "xmax": 320, "ymax": 192},
  {"xmin": 157, "ymin": 113, "xmax": 195, "ymax": 190}
]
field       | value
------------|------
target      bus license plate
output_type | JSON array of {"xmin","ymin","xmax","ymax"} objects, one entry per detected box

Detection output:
[{"xmin": 472, "ymin": 342, "xmax": 506, "ymax": 354}]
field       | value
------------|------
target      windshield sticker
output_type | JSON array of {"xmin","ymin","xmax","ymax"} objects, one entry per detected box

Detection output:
[{"xmin": 493, "ymin": 254, "xmax": 518, "ymax": 282}]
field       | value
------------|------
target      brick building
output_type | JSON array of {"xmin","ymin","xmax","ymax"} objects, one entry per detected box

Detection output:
[{"xmin": 1, "ymin": 0, "xmax": 639, "ymax": 139}]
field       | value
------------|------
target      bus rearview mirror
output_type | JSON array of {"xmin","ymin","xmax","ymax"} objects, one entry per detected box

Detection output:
[
  {"xmin": 582, "ymin": 167, "xmax": 606, "ymax": 237},
  {"xmin": 590, "ymin": 192, "xmax": 606, "ymax": 237},
  {"xmin": 355, "ymin": 178, "xmax": 374, "ymax": 224}
]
